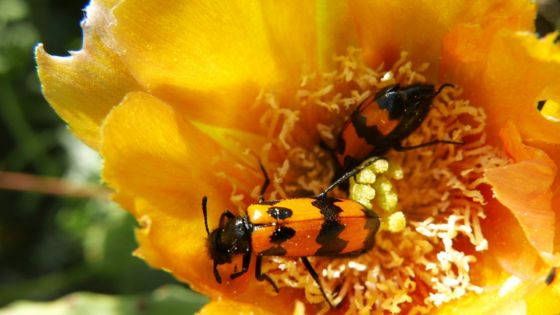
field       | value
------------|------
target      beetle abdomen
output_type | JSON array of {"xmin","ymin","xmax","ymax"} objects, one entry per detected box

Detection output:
[{"xmin": 248, "ymin": 197, "xmax": 380, "ymax": 257}]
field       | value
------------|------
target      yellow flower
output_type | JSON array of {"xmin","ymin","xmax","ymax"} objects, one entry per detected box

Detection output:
[{"xmin": 36, "ymin": 0, "xmax": 560, "ymax": 313}]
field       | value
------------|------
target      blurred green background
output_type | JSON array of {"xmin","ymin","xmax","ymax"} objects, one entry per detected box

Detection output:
[
  {"xmin": 0, "ymin": 0, "xmax": 558, "ymax": 314},
  {"xmin": 0, "ymin": 0, "xmax": 207, "ymax": 314}
]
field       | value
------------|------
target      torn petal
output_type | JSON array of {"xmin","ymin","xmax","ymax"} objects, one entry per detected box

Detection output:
[{"xmin": 35, "ymin": 0, "xmax": 140, "ymax": 148}]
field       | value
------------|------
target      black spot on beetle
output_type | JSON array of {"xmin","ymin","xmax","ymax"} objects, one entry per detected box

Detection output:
[
  {"xmin": 312, "ymin": 197, "xmax": 348, "ymax": 256},
  {"xmin": 270, "ymin": 226, "xmax": 295, "ymax": 244},
  {"xmin": 267, "ymin": 207, "xmax": 293, "ymax": 220},
  {"xmin": 361, "ymin": 209, "xmax": 380, "ymax": 251},
  {"xmin": 312, "ymin": 196, "xmax": 342, "ymax": 221},
  {"xmin": 314, "ymin": 221, "xmax": 347, "ymax": 256},
  {"xmin": 337, "ymin": 136, "xmax": 346, "ymax": 154},
  {"xmin": 353, "ymin": 112, "xmax": 385, "ymax": 146}
]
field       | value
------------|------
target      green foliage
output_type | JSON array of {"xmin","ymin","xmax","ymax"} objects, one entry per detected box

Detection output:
[
  {"xmin": 0, "ymin": 0, "xmax": 207, "ymax": 313},
  {"xmin": 0, "ymin": 285, "xmax": 208, "ymax": 315},
  {"xmin": 0, "ymin": 0, "xmax": 37, "ymax": 73}
]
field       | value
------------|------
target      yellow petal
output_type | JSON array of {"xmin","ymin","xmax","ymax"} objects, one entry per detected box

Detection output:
[
  {"xmin": 198, "ymin": 300, "xmax": 274, "ymax": 315},
  {"xmin": 253, "ymin": 1, "xmax": 358, "ymax": 72},
  {"xmin": 190, "ymin": 120, "xmax": 268, "ymax": 166},
  {"xmin": 526, "ymin": 270, "xmax": 560, "ymax": 313},
  {"xmin": 35, "ymin": 1, "xmax": 140, "ymax": 149},
  {"xmin": 109, "ymin": 0, "xmax": 358, "ymax": 91},
  {"xmin": 538, "ymin": 98, "xmax": 560, "ymax": 122},
  {"xmin": 108, "ymin": 0, "xmax": 354, "ymax": 134},
  {"xmin": 198, "ymin": 295, "xmax": 309, "ymax": 315},
  {"xmin": 101, "ymin": 91, "xmax": 229, "ymax": 218},
  {"xmin": 100, "ymin": 91, "xmax": 234, "ymax": 294},
  {"xmin": 110, "ymin": 0, "xmax": 280, "ymax": 92}
]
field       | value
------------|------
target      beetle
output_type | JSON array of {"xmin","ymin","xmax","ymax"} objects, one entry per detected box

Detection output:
[
  {"xmin": 545, "ymin": 266, "xmax": 557, "ymax": 285},
  {"xmin": 202, "ymin": 157, "xmax": 384, "ymax": 307},
  {"xmin": 336, "ymin": 83, "xmax": 461, "ymax": 170}
]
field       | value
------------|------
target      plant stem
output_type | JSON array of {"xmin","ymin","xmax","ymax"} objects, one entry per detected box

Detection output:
[{"xmin": 0, "ymin": 171, "xmax": 109, "ymax": 199}]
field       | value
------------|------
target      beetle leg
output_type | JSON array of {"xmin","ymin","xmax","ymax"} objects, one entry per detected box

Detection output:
[
  {"xmin": 255, "ymin": 255, "xmax": 279, "ymax": 292},
  {"xmin": 318, "ymin": 156, "xmax": 385, "ymax": 198},
  {"xmin": 301, "ymin": 257, "xmax": 334, "ymax": 308},
  {"xmin": 258, "ymin": 162, "xmax": 270, "ymax": 203},
  {"xmin": 213, "ymin": 261, "xmax": 222, "ymax": 284},
  {"xmin": 230, "ymin": 251, "xmax": 251, "ymax": 279},
  {"xmin": 393, "ymin": 139, "xmax": 463, "ymax": 152}
]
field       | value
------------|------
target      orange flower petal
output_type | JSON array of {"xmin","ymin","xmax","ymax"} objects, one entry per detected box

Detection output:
[
  {"xmin": 35, "ymin": 1, "xmax": 140, "ymax": 149},
  {"xmin": 485, "ymin": 122, "xmax": 556, "ymax": 258},
  {"xmin": 351, "ymin": 0, "xmax": 534, "ymax": 78},
  {"xmin": 437, "ymin": 270, "xmax": 560, "ymax": 314},
  {"xmin": 100, "ymin": 91, "xmax": 239, "ymax": 294},
  {"xmin": 555, "ymin": 188, "xmax": 560, "ymax": 253},
  {"xmin": 442, "ymin": 28, "xmax": 560, "ymax": 145},
  {"xmin": 482, "ymin": 199, "xmax": 542, "ymax": 279}
]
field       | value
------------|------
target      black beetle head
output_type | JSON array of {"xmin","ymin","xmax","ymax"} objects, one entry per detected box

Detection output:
[
  {"xmin": 201, "ymin": 196, "xmax": 251, "ymax": 283},
  {"xmin": 206, "ymin": 217, "xmax": 250, "ymax": 265}
]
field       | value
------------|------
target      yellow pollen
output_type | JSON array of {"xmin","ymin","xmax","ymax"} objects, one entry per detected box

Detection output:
[
  {"xmin": 350, "ymin": 183, "xmax": 376, "ymax": 203},
  {"xmin": 349, "ymin": 157, "xmax": 402, "ymax": 214},
  {"xmin": 377, "ymin": 191, "xmax": 398, "ymax": 212},
  {"xmin": 387, "ymin": 211, "xmax": 406, "ymax": 233},
  {"xmin": 356, "ymin": 168, "xmax": 376, "ymax": 184}
]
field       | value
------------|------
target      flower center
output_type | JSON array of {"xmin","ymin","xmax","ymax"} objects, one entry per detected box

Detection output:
[{"xmin": 233, "ymin": 48, "xmax": 510, "ymax": 313}]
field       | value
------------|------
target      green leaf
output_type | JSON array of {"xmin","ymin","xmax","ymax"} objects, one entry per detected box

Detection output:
[{"xmin": 0, "ymin": 285, "xmax": 208, "ymax": 315}]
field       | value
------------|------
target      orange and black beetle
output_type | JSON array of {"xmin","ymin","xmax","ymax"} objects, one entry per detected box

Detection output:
[
  {"xmin": 336, "ymin": 83, "xmax": 460, "ymax": 170},
  {"xmin": 202, "ymin": 158, "xmax": 384, "ymax": 307}
]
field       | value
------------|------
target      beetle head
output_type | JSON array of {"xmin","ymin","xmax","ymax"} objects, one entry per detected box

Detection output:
[{"xmin": 202, "ymin": 196, "xmax": 251, "ymax": 283}]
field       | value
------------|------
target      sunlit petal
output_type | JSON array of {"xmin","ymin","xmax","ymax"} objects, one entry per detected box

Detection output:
[{"xmin": 35, "ymin": 1, "xmax": 139, "ymax": 148}]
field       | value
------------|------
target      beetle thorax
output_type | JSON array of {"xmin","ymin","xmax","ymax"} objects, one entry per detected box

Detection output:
[{"xmin": 207, "ymin": 216, "xmax": 252, "ymax": 265}]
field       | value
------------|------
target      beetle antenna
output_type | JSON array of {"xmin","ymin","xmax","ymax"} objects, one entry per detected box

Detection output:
[
  {"xmin": 213, "ymin": 261, "xmax": 222, "ymax": 283},
  {"xmin": 202, "ymin": 196, "xmax": 210, "ymax": 235}
]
